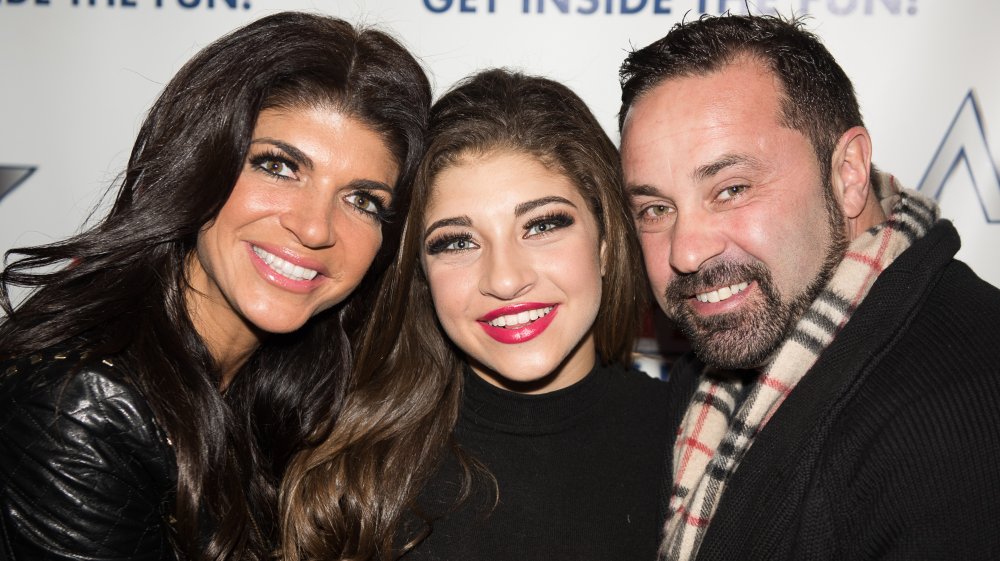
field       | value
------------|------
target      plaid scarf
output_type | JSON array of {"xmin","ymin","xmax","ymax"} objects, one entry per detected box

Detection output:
[{"xmin": 659, "ymin": 174, "xmax": 940, "ymax": 561}]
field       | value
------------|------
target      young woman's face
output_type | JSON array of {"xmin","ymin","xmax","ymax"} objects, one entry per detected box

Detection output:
[
  {"xmin": 188, "ymin": 105, "xmax": 398, "ymax": 360},
  {"xmin": 421, "ymin": 150, "xmax": 605, "ymax": 394}
]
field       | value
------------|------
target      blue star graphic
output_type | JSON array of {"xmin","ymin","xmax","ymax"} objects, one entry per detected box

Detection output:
[{"xmin": 0, "ymin": 165, "xmax": 36, "ymax": 202}]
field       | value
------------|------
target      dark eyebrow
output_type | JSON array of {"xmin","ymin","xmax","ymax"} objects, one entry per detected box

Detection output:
[
  {"xmin": 514, "ymin": 196, "xmax": 576, "ymax": 217},
  {"xmin": 693, "ymin": 153, "xmax": 765, "ymax": 182},
  {"xmin": 347, "ymin": 179, "xmax": 394, "ymax": 196},
  {"xmin": 624, "ymin": 183, "xmax": 661, "ymax": 198},
  {"xmin": 423, "ymin": 196, "xmax": 576, "ymax": 240},
  {"xmin": 424, "ymin": 216, "xmax": 472, "ymax": 240},
  {"xmin": 250, "ymin": 138, "xmax": 314, "ymax": 170}
]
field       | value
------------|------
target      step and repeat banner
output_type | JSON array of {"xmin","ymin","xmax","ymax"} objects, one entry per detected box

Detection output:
[{"xmin": 2, "ymin": 0, "xmax": 999, "ymax": 297}]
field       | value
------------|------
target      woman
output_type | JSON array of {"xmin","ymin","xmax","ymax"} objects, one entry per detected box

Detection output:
[
  {"xmin": 0, "ymin": 12, "xmax": 430, "ymax": 561},
  {"xmin": 282, "ymin": 69, "xmax": 672, "ymax": 560}
]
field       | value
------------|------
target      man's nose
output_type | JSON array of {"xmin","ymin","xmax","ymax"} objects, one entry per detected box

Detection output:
[{"xmin": 668, "ymin": 212, "xmax": 725, "ymax": 274}]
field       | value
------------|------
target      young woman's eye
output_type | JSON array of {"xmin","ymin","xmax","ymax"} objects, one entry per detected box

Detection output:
[
  {"xmin": 717, "ymin": 184, "xmax": 749, "ymax": 202},
  {"xmin": 425, "ymin": 234, "xmax": 478, "ymax": 256},
  {"xmin": 250, "ymin": 154, "xmax": 298, "ymax": 179},
  {"xmin": 524, "ymin": 213, "xmax": 574, "ymax": 237},
  {"xmin": 345, "ymin": 191, "xmax": 386, "ymax": 217}
]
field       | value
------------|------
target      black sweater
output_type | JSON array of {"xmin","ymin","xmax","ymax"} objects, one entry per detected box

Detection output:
[
  {"xmin": 403, "ymin": 363, "xmax": 672, "ymax": 561},
  {"xmin": 667, "ymin": 220, "xmax": 1000, "ymax": 560}
]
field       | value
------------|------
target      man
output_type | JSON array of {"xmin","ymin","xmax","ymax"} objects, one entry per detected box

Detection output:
[{"xmin": 618, "ymin": 14, "xmax": 1000, "ymax": 561}]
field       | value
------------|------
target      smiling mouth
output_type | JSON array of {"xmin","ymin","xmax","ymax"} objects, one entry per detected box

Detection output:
[
  {"xmin": 252, "ymin": 245, "xmax": 319, "ymax": 281},
  {"xmin": 485, "ymin": 306, "xmax": 555, "ymax": 328},
  {"xmin": 695, "ymin": 281, "xmax": 749, "ymax": 303}
]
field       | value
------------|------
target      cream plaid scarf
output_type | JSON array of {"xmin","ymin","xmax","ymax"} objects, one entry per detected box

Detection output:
[{"xmin": 659, "ymin": 175, "xmax": 940, "ymax": 561}]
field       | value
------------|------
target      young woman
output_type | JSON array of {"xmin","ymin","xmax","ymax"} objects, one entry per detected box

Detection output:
[
  {"xmin": 0, "ymin": 12, "xmax": 430, "ymax": 561},
  {"xmin": 282, "ymin": 69, "xmax": 672, "ymax": 560}
]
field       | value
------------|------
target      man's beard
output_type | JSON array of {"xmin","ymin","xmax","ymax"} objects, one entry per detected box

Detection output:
[{"xmin": 663, "ymin": 187, "xmax": 849, "ymax": 370}]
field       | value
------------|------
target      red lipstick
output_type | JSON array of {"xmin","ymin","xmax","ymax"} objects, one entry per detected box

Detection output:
[{"xmin": 477, "ymin": 303, "xmax": 559, "ymax": 344}]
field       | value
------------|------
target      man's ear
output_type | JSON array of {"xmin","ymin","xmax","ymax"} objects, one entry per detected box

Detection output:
[{"xmin": 830, "ymin": 126, "xmax": 873, "ymax": 220}]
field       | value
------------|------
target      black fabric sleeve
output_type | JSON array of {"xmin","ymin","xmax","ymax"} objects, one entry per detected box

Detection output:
[
  {"xmin": 826, "ymin": 366, "xmax": 1000, "ymax": 560},
  {"xmin": 0, "ymin": 358, "xmax": 177, "ymax": 561}
]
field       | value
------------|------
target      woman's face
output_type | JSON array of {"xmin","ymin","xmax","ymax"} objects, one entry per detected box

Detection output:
[
  {"xmin": 421, "ymin": 150, "xmax": 605, "ymax": 394},
  {"xmin": 188, "ymin": 105, "xmax": 398, "ymax": 361}
]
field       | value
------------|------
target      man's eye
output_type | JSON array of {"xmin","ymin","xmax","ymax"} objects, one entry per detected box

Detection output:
[
  {"xmin": 641, "ymin": 204, "xmax": 673, "ymax": 219},
  {"xmin": 718, "ymin": 184, "xmax": 749, "ymax": 201}
]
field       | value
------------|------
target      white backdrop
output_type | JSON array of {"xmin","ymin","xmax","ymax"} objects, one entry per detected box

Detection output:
[{"xmin": 2, "ymin": 0, "xmax": 998, "ymax": 292}]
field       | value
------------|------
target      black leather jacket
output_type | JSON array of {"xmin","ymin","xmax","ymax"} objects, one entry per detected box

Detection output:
[{"xmin": 0, "ymin": 351, "xmax": 178, "ymax": 560}]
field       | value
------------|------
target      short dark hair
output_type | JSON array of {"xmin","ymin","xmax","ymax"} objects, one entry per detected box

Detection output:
[{"xmin": 619, "ymin": 13, "xmax": 863, "ymax": 183}]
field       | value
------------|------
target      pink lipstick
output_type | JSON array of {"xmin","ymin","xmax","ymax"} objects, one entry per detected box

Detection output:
[
  {"xmin": 478, "ymin": 303, "xmax": 559, "ymax": 344},
  {"xmin": 246, "ymin": 242, "xmax": 326, "ymax": 294}
]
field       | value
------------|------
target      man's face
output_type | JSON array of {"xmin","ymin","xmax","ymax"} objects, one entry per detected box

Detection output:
[{"xmin": 620, "ymin": 59, "xmax": 848, "ymax": 370}]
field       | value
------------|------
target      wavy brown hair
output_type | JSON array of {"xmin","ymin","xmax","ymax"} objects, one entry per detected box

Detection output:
[
  {"xmin": 0, "ymin": 12, "xmax": 430, "ymax": 561},
  {"xmin": 280, "ymin": 69, "xmax": 645, "ymax": 561}
]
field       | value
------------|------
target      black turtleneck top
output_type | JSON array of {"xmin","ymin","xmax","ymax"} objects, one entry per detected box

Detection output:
[{"xmin": 402, "ymin": 362, "xmax": 672, "ymax": 561}]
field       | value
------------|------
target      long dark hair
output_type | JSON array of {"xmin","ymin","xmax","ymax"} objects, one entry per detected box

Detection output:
[
  {"xmin": 0, "ymin": 12, "xmax": 430, "ymax": 561},
  {"xmin": 280, "ymin": 69, "xmax": 645, "ymax": 561}
]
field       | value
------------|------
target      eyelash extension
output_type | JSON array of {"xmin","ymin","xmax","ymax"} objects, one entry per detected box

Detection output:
[
  {"xmin": 425, "ymin": 232, "xmax": 474, "ymax": 256},
  {"xmin": 346, "ymin": 190, "xmax": 394, "ymax": 223},
  {"xmin": 248, "ymin": 150, "xmax": 299, "ymax": 179},
  {"xmin": 524, "ymin": 211, "xmax": 575, "ymax": 235}
]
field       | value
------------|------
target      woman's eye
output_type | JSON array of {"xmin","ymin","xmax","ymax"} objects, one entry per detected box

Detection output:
[
  {"xmin": 345, "ymin": 192, "xmax": 383, "ymax": 215},
  {"xmin": 717, "ymin": 184, "xmax": 749, "ymax": 201},
  {"xmin": 445, "ymin": 239, "xmax": 473, "ymax": 251},
  {"xmin": 425, "ymin": 234, "xmax": 479, "ymax": 255},
  {"xmin": 526, "ymin": 221, "xmax": 555, "ymax": 236},
  {"xmin": 524, "ymin": 213, "xmax": 573, "ymax": 237},
  {"xmin": 256, "ymin": 158, "xmax": 296, "ymax": 179}
]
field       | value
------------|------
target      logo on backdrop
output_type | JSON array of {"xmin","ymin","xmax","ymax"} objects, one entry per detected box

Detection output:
[
  {"xmin": 918, "ymin": 90, "xmax": 1000, "ymax": 224},
  {"xmin": 421, "ymin": 0, "xmax": 919, "ymax": 16},
  {"xmin": 0, "ymin": 166, "xmax": 36, "ymax": 203},
  {"xmin": 0, "ymin": 0, "xmax": 251, "ymax": 11}
]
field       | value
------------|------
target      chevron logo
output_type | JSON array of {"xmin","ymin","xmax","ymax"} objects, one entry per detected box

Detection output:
[
  {"xmin": 918, "ymin": 90, "xmax": 1000, "ymax": 223},
  {"xmin": 0, "ymin": 165, "xmax": 36, "ymax": 203}
]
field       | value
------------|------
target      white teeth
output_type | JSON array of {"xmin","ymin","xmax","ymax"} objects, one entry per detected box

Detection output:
[
  {"xmin": 487, "ymin": 306, "xmax": 554, "ymax": 328},
  {"xmin": 696, "ymin": 281, "xmax": 749, "ymax": 303},
  {"xmin": 252, "ymin": 246, "xmax": 319, "ymax": 281}
]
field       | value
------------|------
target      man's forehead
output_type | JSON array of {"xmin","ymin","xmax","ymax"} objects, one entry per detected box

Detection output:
[
  {"xmin": 623, "ymin": 60, "xmax": 780, "ymax": 125},
  {"xmin": 621, "ymin": 65, "xmax": 788, "ymax": 173}
]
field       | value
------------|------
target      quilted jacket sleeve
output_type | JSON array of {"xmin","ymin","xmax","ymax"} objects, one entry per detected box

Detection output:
[{"xmin": 0, "ymin": 355, "xmax": 177, "ymax": 561}]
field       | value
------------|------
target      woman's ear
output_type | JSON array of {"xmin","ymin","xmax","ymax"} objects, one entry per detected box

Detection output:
[{"xmin": 830, "ymin": 126, "xmax": 873, "ymax": 220}]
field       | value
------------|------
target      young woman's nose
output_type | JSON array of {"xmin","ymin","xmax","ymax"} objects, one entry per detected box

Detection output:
[{"xmin": 478, "ymin": 242, "xmax": 538, "ymax": 301}]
